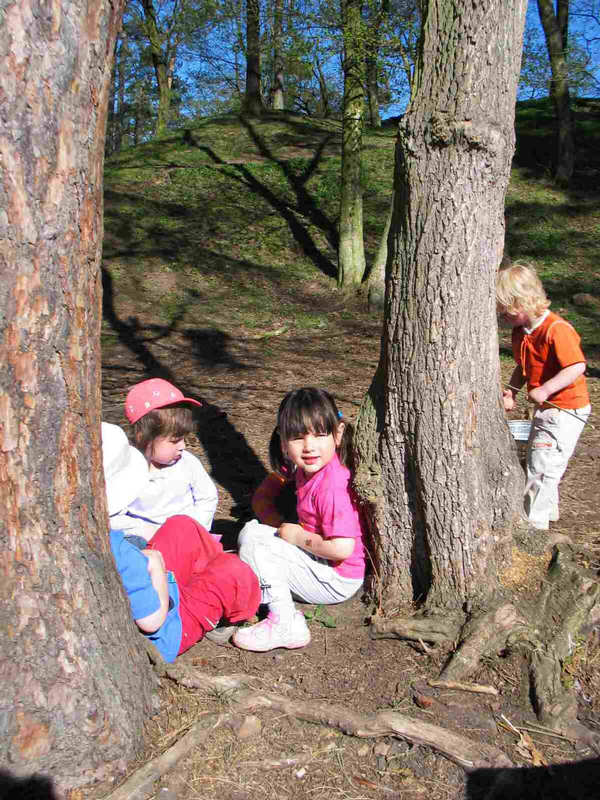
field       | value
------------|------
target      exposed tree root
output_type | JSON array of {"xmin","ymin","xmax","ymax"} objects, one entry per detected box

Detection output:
[
  {"xmin": 371, "ymin": 539, "xmax": 600, "ymax": 753},
  {"xmin": 102, "ymin": 666, "xmax": 512, "ymax": 800},
  {"xmin": 369, "ymin": 612, "xmax": 463, "ymax": 644}
]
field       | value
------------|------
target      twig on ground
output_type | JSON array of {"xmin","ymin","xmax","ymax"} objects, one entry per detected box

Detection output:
[{"xmin": 428, "ymin": 679, "xmax": 499, "ymax": 696}]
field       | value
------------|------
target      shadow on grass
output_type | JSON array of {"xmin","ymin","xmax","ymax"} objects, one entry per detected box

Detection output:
[
  {"xmin": 101, "ymin": 268, "xmax": 267, "ymax": 517},
  {"xmin": 513, "ymin": 97, "xmax": 600, "ymax": 193},
  {"xmin": 182, "ymin": 123, "xmax": 338, "ymax": 279}
]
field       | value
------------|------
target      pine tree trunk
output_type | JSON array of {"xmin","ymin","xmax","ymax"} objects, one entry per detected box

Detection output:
[
  {"xmin": 0, "ymin": 1, "xmax": 156, "ymax": 792},
  {"xmin": 338, "ymin": 0, "xmax": 366, "ymax": 288},
  {"xmin": 537, "ymin": 0, "xmax": 574, "ymax": 186},
  {"xmin": 354, "ymin": 0, "xmax": 528, "ymax": 611}
]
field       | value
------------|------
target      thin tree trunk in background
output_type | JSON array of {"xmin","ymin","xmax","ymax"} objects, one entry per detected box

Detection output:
[
  {"xmin": 338, "ymin": 0, "xmax": 366, "ymax": 287},
  {"xmin": 141, "ymin": 0, "xmax": 173, "ymax": 137},
  {"xmin": 0, "ymin": 0, "xmax": 156, "ymax": 792},
  {"xmin": 118, "ymin": 31, "xmax": 130, "ymax": 150},
  {"xmin": 353, "ymin": 0, "xmax": 527, "ymax": 609},
  {"xmin": 537, "ymin": 0, "xmax": 574, "ymax": 185},
  {"xmin": 244, "ymin": 0, "xmax": 264, "ymax": 116},
  {"xmin": 366, "ymin": 55, "xmax": 381, "ymax": 127},
  {"xmin": 272, "ymin": 0, "xmax": 285, "ymax": 109},
  {"xmin": 315, "ymin": 56, "xmax": 331, "ymax": 118},
  {"xmin": 367, "ymin": 191, "xmax": 394, "ymax": 310}
]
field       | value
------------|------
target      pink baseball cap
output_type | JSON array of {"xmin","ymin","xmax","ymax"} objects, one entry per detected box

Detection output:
[{"xmin": 125, "ymin": 378, "xmax": 202, "ymax": 424}]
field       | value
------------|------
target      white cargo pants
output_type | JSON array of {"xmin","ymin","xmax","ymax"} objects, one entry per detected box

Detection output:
[
  {"xmin": 237, "ymin": 520, "xmax": 363, "ymax": 609},
  {"xmin": 525, "ymin": 404, "xmax": 590, "ymax": 529}
]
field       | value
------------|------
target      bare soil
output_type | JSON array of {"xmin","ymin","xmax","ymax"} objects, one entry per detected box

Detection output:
[{"xmin": 97, "ymin": 281, "xmax": 600, "ymax": 800}]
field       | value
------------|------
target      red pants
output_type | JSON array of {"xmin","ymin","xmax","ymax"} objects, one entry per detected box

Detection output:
[{"xmin": 147, "ymin": 516, "xmax": 260, "ymax": 655}]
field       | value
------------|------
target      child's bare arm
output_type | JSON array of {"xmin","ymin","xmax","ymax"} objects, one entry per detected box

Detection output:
[
  {"xmin": 528, "ymin": 362, "xmax": 586, "ymax": 405},
  {"xmin": 135, "ymin": 550, "xmax": 169, "ymax": 633},
  {"xmin": 277, "ymin": 523, "xmax": 354, "ymax": 560},
  {"xmin": 503, "ymin": 366, "xmax": 525, "ymax": 411}
]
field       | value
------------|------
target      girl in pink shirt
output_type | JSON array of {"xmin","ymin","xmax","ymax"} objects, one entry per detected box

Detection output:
[{"xmin": 233, "ymin": 388, "xmax": 366, "ymax": 652}]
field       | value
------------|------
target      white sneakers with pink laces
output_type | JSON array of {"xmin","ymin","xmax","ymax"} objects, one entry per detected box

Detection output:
[{"xmin": 233, "ymin": 610, "xmax": 311, "ymax": 652}]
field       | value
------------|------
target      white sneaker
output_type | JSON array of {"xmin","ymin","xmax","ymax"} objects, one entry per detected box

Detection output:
[{"xmin": 233, "ymin": 611, "xmax": 310, "ymax": 652}]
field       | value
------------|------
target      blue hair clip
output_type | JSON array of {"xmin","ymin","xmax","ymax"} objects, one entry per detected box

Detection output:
[{"xmin": 337, "ymin": 410, "xmax": 343, "ymax": 419}]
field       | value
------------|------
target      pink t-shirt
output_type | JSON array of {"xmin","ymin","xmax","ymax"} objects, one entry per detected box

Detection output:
[{"xmin": 295, "ymin": 454, "xmax": 366, "ymax": 579}]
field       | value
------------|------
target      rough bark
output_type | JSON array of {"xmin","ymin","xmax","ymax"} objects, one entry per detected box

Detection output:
[
  {"xmin": 353, "ymin": 0, "xmax": 528, "ymax": 610},
  {"xmin": 0, "ymin": 0, "xmax": 156, "ymax": 793},
  {"xmin": 338, "ymin": 0, "xmax": 366, "ymax": 288},
  {"xmin": 536, "ymin": 0, "xmax": 575, "ymax": 186},
  {"xmin": 243, "ymin": 0, "xmax": 264, "ymax": 117}
]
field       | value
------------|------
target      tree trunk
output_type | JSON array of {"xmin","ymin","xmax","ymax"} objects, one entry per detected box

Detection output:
[
  {"xmin": 366, "ymin": 55, "xmax": 381, "ymax": 127},
  {"xmin": 0, "ymin": 1, "xmax": 156, "ymax": 793},
  {"xmin": 244, "ymin": 0, "xmax": 264, "ymax": 116},
  {"xmin": 353, "ymin": 0, "xmax": 528, "ymax": 610},
  {"xmin": 367, "ymin": 191, "xmax": 394, "ymax": 310},
  {"xmin": 141, "ymin": 0, "xmax": 172, "ymax": 138},
  {"xmin": 315, "ymin": 56, "xmax": 331, "ymax": 118},
  {"xmin": 272, "ymin": 0, "xmax": 285, "ymax": 110},
  {"xmin": 338, "ymin": 0, "xmax": 366, "ymax": 288},
  {"xmin": 118, "ymin": 31, "xmax": 130, "ymax": 151},
  {"xmin": 536, "ymin": 0, "xmax": 574, "ymax": 186}
]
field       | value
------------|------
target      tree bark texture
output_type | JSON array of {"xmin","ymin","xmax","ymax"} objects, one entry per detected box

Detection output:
[
  {"xmin": 338, "ymin": 0, "xmax": 366, "ymax": 287},
  {"xmin": 0, "ymin": 0, "xmax": 157, "ymax": 792},
  {"xmin": 244, "ymin": 0, "xmax": 264, "ymax": 116},
  {"xmin": 537, "ymin": 0, "xmax": 575, "ymax": 186},
  {"xmin": 354, "ymin": 0, "xmax": 528, "ymax": 610}
]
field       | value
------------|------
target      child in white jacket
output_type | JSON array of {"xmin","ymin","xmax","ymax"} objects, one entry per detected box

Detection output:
[{"xmin": 108, "ymin": 378, "xmax": 218, "ymax": 544}]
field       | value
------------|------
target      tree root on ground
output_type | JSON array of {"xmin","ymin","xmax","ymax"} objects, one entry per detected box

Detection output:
[
  {"xmin": 102, "ymin": 667, "xmax": 512, "ymax": 800},
  {"xmin": 371, "ymin": 540, "xmax": 600, "ymax": 753}
]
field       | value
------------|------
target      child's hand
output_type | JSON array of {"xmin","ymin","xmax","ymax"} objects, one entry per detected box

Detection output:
[
  {"xmin": 502, "ymin": 389, "xmax": 515, "ymax": 411},
  {"xmin": 528, "ymin": 386, "xmax": 549, "ymax": 405}
]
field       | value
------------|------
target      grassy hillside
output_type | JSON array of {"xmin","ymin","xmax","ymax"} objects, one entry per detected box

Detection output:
[{"xmin": 103, "ymin": 101, "xmax": 600, "ymax": 358}]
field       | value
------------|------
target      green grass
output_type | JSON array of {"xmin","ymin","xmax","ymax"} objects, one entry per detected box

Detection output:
[{"xmin": 103, "ymin": 103, "xmax": 600, "ymax": 356}]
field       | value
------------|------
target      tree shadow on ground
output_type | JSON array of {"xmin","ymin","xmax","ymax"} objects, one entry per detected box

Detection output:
[
  {"xmin": 0, "ymin": 769, "xmax": 58, "ymax": 800},
  {"xmin": 182, "ymin": 126, "xmax": 338, "ymax": 280},
  {"xmin": 101, "ymin": 268, "xmax": 267, "ymax": 519},
  {"xmin": 466, "ymin": 756, "xmax": 600, "ymax": 799},
  {"xmin": 512, "ymin": 98, "xmax": 600, "ymax": 194}
]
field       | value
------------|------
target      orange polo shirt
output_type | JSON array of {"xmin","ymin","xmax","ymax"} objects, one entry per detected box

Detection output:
[{"xmin": 512, "ymin": 311, "xmax": 589, "ymax": 410}]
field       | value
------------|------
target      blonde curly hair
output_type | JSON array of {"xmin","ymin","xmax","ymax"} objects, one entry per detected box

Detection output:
[{"xmin": 496, "ymin": 262, "xmax": 550, "ymax": 318}]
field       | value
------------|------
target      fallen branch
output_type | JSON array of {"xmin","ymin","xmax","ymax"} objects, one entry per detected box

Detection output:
[
  {"xmin": 428, "ymin": 679, "xmax": 498, "ymax": 697},
  {"xmin": 103, "ymin": 710, "xmax": 232, "ymax": 800}
]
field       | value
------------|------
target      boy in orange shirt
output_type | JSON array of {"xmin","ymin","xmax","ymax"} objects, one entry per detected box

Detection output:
[{"xmin": 497, "ymin": 263, "xmax": 591, "ymax": 530}]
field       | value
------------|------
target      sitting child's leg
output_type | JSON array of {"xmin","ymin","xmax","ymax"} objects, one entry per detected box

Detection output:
[
  {"xmin": 147, "ymin": 515, "xmax": 223, "ymax": 586},
  {"xmin": 177, "ymin": 552, "xmax": 260, "ymax": 655},
  {"xmin": 235, "ymin": 520, "xmax": 361, "ymax": 652}
]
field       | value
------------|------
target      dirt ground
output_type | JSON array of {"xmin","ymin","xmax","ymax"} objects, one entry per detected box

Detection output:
[{"xmin": 97, "ymin": 282, "xmax": 600, "ymax": 800}]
